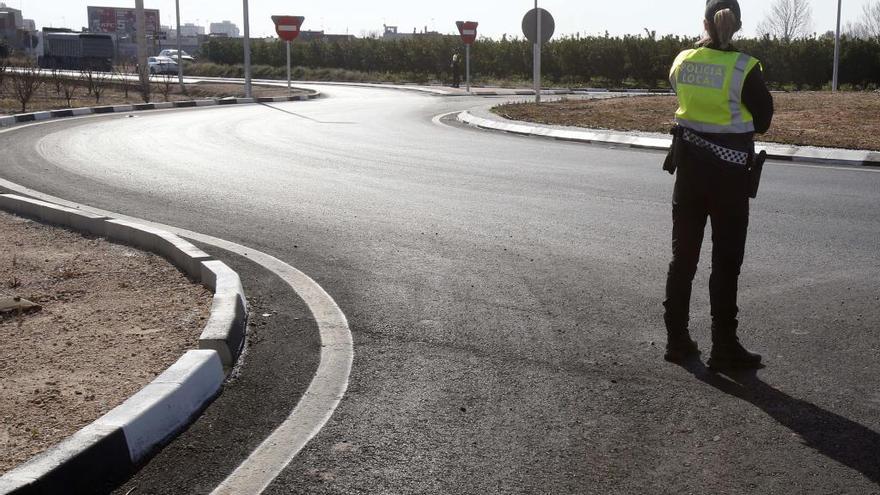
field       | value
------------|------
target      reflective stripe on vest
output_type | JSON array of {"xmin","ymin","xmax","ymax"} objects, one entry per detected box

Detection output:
[{"xmin": 670, "ymin": 48, "xmax": 760, "ymax": 134}]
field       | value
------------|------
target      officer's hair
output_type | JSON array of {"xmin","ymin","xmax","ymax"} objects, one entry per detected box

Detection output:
[
  {"xmin": 698, "ymin": 8, "xmax": 741, "ymax": 49},
  {"xmin": 712, "ymin": 9, "xmax": 740, "ymax": 49}
]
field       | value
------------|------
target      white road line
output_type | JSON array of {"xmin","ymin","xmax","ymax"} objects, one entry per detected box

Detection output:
[{"xmin": 0, "ymin": 118, "xmax": 353, "ymax": 494}]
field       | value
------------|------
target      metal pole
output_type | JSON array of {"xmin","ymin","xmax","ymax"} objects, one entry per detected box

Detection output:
[
  {"xmin": 535, "ymin": 0, "xmax": 541, "ymax": 103},
  {"xmin": 243, "ymin": 0, "xmax": 252, "ymax": 98},
  {"xmin": 833, "ymin": 0, "xmax": 842, "ymax": 92},
  {"xmin": 287, "ymin": 40, "xmax": 291, "ymax": 96},
  {"xmin": 465, "ymin": 44, "xmax": 471, "ymax": 93},
  {"xmin": 176, "ymin": 0, "xmax": 184, "ymax": 92},
  {"xmin": 135, "ymin": 0, "xmax": 148, "ymax": 93}
]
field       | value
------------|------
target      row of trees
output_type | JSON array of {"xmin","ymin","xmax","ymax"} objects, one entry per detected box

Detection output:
[
  {"xmin": 0, "ymin": 61, "xmax": 182, "ymax": 112},
  {"xmin": 200, "ymin": 33, "xmax": 880, "ymax": 89},
  {"xmin": 757, "ymin": 0, "xmax": 880, "ymax": 42}
]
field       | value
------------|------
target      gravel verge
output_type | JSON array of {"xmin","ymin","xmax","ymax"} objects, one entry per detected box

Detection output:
[
  {"xmin": 494, "ymin": 92, "xmax": 880, "ymax": 151},
  {"xmin": 0, "ymin": 210, "xmax": 212, "ymax": 475}
]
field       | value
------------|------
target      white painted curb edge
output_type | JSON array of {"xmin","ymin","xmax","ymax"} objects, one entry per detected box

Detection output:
[
  {"xmin": 0, "ymin": 89, "xmax": 321, "ymax": 128},
  {"xmin": 458, "ymin": 110, "xmax": 880, "ymax": 167},
  {"xmin": 0, "ymin": 193, "xmax": 247, "ymax": 494}
]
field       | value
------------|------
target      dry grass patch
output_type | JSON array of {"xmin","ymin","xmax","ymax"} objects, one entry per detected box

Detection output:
[{"xmin": 495, "ymin": 92, "xmax": 880, "ymax": 151}]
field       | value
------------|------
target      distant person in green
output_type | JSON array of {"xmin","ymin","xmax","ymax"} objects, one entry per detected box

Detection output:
[
  {"xmin": 662, "ymin": 0, "xmax": 774, "ymax": 369},
  {"xmin": 451, "ymin": 53, "xmax": 462, "ymax": 88}
]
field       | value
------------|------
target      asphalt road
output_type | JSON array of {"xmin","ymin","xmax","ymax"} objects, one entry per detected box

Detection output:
[{"xmin": 2, "ymin": 85, "xmax": 880, "ymax": 494}]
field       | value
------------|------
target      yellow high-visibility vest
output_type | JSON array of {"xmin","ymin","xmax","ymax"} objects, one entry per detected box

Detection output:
[{"xmin": 670, "ymin": 47, "xmax": 761, "ymax": 134}]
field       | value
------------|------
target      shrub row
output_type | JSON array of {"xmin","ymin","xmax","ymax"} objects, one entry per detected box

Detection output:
[{"xmin": 202, "ymin": 34, "xmax": 880, "ymax": 89}]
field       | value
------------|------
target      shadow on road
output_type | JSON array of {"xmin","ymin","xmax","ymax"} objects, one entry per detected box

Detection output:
[{"xmin": 677, "ymin": 359, "xmax": 880, "ymax": 485}]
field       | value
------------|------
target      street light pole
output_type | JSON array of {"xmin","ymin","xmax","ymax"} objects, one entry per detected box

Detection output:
[
  {"xmin": 534, "ymin": 0, "xmax": 542, "ymax": 104},
  {"xmin": 176, "ymin": 0, "xmax": 184, "ymax": 93},
  {"xmin": 243, "ymin": 0, "xmax": 252, "ymax": 98},
  {"xmin": 135, "ymin": 0, "xmax": 148, "ymax": 95},
  {"xmin": 833, "ymin": 0, "xmax": 842, "ymax": 92}
]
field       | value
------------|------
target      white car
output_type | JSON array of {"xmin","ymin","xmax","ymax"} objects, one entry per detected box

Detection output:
[
  {"xmin": 148, "ymin": 56, "xmax": 179, "ymax": 75},
  {"xmin": 158, "ymin": 49, "xmax": 195, "ymax": 63}
]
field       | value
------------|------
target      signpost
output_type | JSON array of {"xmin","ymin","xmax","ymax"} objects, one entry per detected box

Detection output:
[
  {"xmin": 522, "ymin": 4, "xmax": 555, "ymax": 103},
  {"xmin": 243, "ymin": 0, "xmax": 252, "ymax": 98},
  {"xmin": 272, "ymin": 16, "xmax": 305, "ymax": 96},
  {"xmin": 456, "ymin": 21, "xmax": 478, "ymax": 93},
  {"xmin": 176, "ymin": 0, "xmax": 183, "ymax": 93},
  {"xmin": 833, "ymin": 0, "xmax": 842, "ymax": 92}
]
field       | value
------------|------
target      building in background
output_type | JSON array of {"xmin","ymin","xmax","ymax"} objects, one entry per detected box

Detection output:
[
  {"xmin": 210, "ymin": 20, "xmax": 239, "ymax": 38},
  {"xmin": 382, "ymin": 25, "xmax": 441, "ymax": 40},
  {"xmin": 0, "ymin": 2, "xmax": 22, "ymax": 31},
  {"xmin": 86, "ymin": 5, "xmax": 160, "ymax": 59},
  {"xmin": 297, "ymin": 30, "xmax": 357, "ymax": 43},
  {"xmin": 179, "ymin": 22, "xmax": 204, "ymax": 37},
  {"xmin": 0, "ymin": 2, "xmax": 39, "ymax": 56},
  {"xmin": 163, "ymin": 22, "xmax": 205, "ymax": 58}
]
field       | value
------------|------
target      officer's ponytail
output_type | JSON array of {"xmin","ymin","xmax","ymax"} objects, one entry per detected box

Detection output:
[
  {"xmin": 698, "ymin": 8, "xmax": 741, "ymax": 49},
  {"xmin": 712, "ymin": 9, "xmax": 740, "ymax": 49}
]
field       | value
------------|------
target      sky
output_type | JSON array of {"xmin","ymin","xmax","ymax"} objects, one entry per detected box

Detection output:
[{"xmin": 9, "ymin": 0, "xmax": 875, "ymax": 39}]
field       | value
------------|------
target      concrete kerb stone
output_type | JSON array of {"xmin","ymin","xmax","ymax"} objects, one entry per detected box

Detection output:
[
  {"xmin": 200, "ymin": 260, "xmax": 248, "ymax": 368},
  {"xmin": 0, "ymin": 194, "xmax": 107, "ymax": 237},
  {"xmin": 95, "ymin": 350, "xmax": 224, "ymax": 463},
  {"xmin": 0, "ymin": 87, "xmax": 321, "ymax": 128},
  {"xmin": 0, "ymin": 423, "xmax": 132, "ymax": 495},
  {"xmin": 104, "ymin": 218, "xmax": 213, "ymax": 281},
  {"xmin": 0, "ymin": 195, "xmax": 245, "ymax": 495},
  {"xmin": 1, "ymin": 351, "xmax": 223, "ymax": 494},
  {"xmin": 458, "ymin": 109, "xmax": 880, "ymax": 168}
]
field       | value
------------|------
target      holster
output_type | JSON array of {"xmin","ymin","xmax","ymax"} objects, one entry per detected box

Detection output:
[
  {"xmin": 748, "ymin": 149, "xmax": 767, "ymax": 199},
  {"xmin": 663, "ymin": 126, "xmax": 684, "ymax": 175}
]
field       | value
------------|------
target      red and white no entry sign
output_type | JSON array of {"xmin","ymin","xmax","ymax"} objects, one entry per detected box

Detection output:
[
  {"xmin": 456, "ymin": 21, "xmax": 479, "ymax": 45},
  {"xmin": 272, "ymin": 15, "xmax": 305, "ymax": 42}
]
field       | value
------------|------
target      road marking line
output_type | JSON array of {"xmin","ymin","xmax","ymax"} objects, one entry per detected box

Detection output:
[{"xmin": 0, "ymin": 158, "xmax": 352, "ymax": 493}]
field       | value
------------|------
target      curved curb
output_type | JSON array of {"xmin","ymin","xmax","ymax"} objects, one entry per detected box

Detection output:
[
  {"xmin": 457, "ymin": 109, "xmax": 880, "ymax": 168},
  {"xmin": 0, "ymin": 193, "xmax": 248, "ymax": 494},
  {"xmin": 0, "ymin": 176, "xmax": 353, "ymax": 495},
  {"xmin": 0, "ymin": 90, "xmax": 321, "ymax": 129}
]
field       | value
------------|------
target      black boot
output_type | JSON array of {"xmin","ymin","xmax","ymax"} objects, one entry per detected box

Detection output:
[
  {"xmin": 664, "ymin": 331, "xmax": 700, "ymax": 362},
  {"xmin": 707, "ymin": 322, "xmax": 762, "ymax": 370},
  {"xmin": 663, "ymin": 313, "xmax": 700, "ymax": 362}
]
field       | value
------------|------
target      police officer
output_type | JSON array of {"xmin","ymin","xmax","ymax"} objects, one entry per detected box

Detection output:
[
  {"xmin": 451, "ymin": 53, "xmax": 462, "ymax": 88},
  {"xmin": 663, "ymin": 0, "xmax": 774, "ymax": 369}
]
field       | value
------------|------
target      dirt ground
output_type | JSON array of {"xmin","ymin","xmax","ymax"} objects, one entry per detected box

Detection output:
[
  {"xmin": 0, "ymin": 80, "xmax": 306, "ymax": 115},
  {"xmin": 494, "ymin": 92, "xmax": 880, "ymax": 151},
  {"xmin": 0, "ymin": 210, "xmax": 212, "ymax": 475}
]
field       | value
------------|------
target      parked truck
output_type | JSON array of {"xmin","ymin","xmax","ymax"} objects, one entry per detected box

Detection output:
[{"xmin": 37, "ymin": 28, "xmax": 114, "ymax": 72}]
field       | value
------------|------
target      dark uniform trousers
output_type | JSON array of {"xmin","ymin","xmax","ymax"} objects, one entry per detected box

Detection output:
[{"xmin": 663, "ymin": 144, "xmax": 750, "ymax": 333}]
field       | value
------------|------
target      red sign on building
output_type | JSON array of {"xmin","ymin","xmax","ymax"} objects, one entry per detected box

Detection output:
[
  {"xmin": 272, "ymin": 16, "xmax": 305, "ymax": 42},
  {"xmin": 87, "ymin": 6, "xmax": 160, "ymax": 36},
  {"xmin": 456, "ymin": 21, "xmax": 478, "ymax": 45}
]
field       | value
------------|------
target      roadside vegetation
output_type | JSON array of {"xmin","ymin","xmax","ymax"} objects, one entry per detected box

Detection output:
[
  {"xmin": 196, "ymin": 33, "xmax": 880, "ymax": 90},
  {"xmin": 494, "ymin": 93, "xmax": 880, "ymax": 151},
  {"xmin": 0, "ymin": 70, "xmax": 304, "ymax": 115}
]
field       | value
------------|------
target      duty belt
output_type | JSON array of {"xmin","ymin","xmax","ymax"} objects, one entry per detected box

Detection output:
[{"xmin": 681, "ymin": 128, "xmax": 749, "ymax": 166}]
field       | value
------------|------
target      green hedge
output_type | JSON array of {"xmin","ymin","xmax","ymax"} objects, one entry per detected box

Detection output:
[{"xmin": 202, "ymin": 34, "xmax": 880, "ymax": 89}]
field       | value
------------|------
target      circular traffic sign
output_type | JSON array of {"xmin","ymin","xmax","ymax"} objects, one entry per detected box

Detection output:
[{"xmin": 522, "ymin": 8, "xmax": 555, "ymax": 44}]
